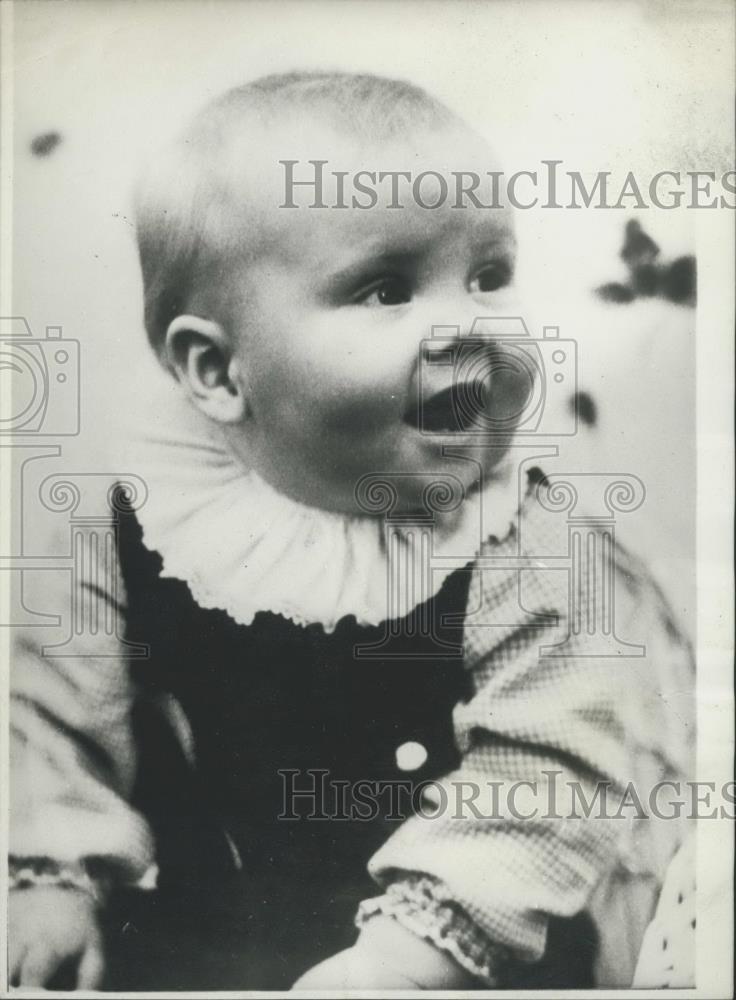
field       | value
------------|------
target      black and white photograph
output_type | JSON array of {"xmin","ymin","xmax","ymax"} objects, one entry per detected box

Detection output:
[{"xmin": 1, "ymin": 0, "xmax": 733, "ymax": 995}]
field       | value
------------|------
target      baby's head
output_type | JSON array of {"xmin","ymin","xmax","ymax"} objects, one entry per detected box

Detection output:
[{"xmin": 135, "ymin": 71, "xmax": 528, "ymax": 514}]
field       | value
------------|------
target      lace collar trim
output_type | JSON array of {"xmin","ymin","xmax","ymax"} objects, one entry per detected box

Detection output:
[{"xmin": 119, "ymin": 357, "xmax": 521, "ymax": 633}]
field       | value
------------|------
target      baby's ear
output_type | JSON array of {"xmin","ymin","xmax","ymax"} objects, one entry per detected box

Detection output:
[{"xmin": 165, "ymin": 314, "xmax": 247, "ymax": 424}]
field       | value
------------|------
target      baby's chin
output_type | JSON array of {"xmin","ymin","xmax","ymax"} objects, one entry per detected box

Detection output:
[
  {"xmin": 347, "ymin": 450, "xmax": 504, "ymax": 521},
  {"xmin": 239, "ymin": 422, "xmax": 510, "ymax": 519},
  {"xmin": 246, "ymin": 457, "xmax": 474, "ymax": 520}
]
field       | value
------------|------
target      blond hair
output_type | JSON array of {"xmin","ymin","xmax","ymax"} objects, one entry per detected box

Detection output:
[{"xmin": 134, "ymin": 71, "xmax": 462, "ymax": 358}]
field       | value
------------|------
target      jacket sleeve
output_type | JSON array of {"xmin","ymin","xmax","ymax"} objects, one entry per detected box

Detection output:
[
  {"xmin": 10, "ymin": 492, "xmax": 156, "ymax": 891},
  {"xmin": 359, "ymin": 515, "xmax": 695, "ymax": 985}
]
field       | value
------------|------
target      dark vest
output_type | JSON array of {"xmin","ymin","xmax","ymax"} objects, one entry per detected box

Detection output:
[
  {"xmin": 108, "ymin": 505, "xmax": 595, "ymax": 991},
  {"xmin": 114, "ymin": 507, "xmax": 474, "ymax": 988}
]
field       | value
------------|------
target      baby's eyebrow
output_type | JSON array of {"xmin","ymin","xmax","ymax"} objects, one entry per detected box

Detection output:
[
  {"xmin": 331, "ymin": 252, "xmax": 408, "ymax": 280},
  {"xmin": 319, "ymin": 228, "xmax": 517, "ymax": 299},
  {"xmin": 468, "ymin": 228, "xmax": 517, "ymax": 257},
  {"xmin": 321, "ymin": 248, "xmax": 421, "ymax": 294}
]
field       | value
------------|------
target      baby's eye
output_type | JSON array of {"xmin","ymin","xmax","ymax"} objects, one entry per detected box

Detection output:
[
  {"xmin": 359, "ymin": 277, "xmax": 412, "ymax": 307},
  {"xmin": 469, "ymin": 261, "xmax": 512, "ymax": 294}
]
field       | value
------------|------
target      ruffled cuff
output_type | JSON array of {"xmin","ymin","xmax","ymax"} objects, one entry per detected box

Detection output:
[
  {"xmin": 356, "ymin": 873, "xmax": 510, "ymax": 985},
  {"xmin": 9, "ymin": 857, "xmax": 111, "ymax": 906}
]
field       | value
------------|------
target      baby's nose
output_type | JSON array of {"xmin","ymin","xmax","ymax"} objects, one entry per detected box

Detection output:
[
  {"xmin": 422, "ymin": 312, "xmax": 527, "ymax": 354},
  {"xmin": 419, "ymin": 331, "xmax": 493, "ymax": 397}
]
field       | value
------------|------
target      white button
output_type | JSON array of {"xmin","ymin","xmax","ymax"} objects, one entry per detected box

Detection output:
[{"xmin": 395, "ymin": 740, "xmax": 428, "ymax": 772}]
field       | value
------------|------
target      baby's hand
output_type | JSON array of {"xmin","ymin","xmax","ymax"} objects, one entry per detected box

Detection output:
[
  {"xmin": 9, "ymin": 886, "xmax": 105, "ymax": 989},
  {"xmin": 292, "ymin": 914, "xmax": 476, "ymax": 990}
]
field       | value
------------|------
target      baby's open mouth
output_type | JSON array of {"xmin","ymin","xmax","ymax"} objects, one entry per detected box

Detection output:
[{"xmin": 405, "ymin": 381, "xmax": 490, "ymax": 433}]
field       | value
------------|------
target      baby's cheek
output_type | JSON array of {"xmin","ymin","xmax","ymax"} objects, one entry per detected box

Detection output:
[
  {"xmin": 312, "ymin": 381, "xmax": 402, "ymax": 443},
  {"xmin": 258, "ymin": 378, "xmax": 387, "ymax": 459},
  {"xmin": 296, "ymin": 352, "xmax": 404, "ymax": 437},
  {"xmin": 252, "ymin": 317, "xmax": 407, "ymax": 447}
]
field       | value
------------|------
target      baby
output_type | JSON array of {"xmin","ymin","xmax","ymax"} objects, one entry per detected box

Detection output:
[{"xmin": 9, "ymin": 72, "xmax": 694, "ymax": 990}]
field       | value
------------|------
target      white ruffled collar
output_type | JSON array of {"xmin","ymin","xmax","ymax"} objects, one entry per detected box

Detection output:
[{"xmin": 119, "ymin": 355, "xmax": 521, "ymax": 633}]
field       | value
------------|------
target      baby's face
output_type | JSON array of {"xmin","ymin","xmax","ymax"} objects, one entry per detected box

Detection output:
[{"xmin": 227, "ymin": 121, "xmax": 526, "ymax": 514}]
